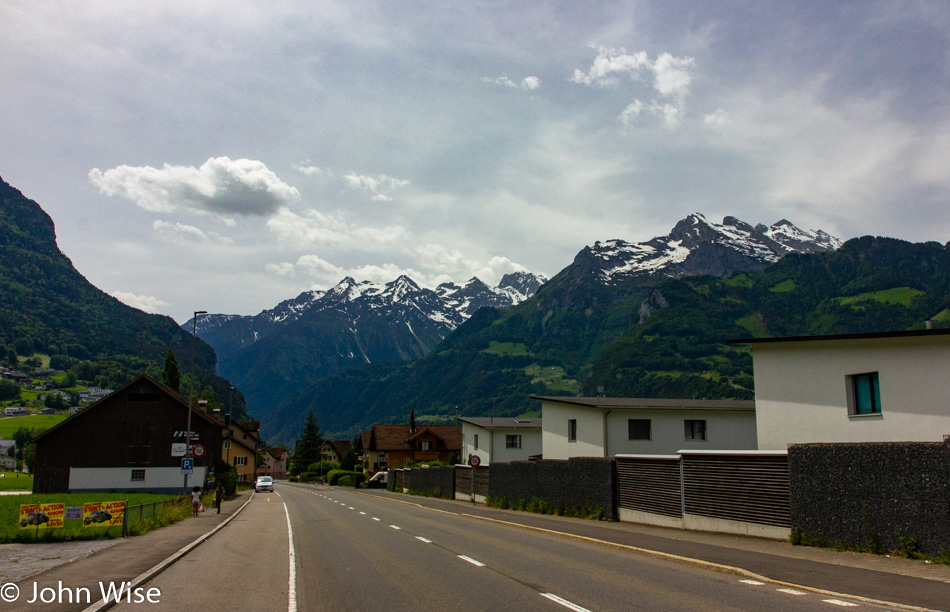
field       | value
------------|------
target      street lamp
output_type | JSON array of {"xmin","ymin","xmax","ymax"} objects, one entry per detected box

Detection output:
[
  {"xmin": 226, "ymin": 386, "xmax": 235, "ymax": 465},
  {"xmin": 183, "ymin": 310, "xmax": 207, "ymax": 495}
]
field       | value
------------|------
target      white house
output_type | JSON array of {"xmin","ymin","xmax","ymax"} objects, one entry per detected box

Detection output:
[
  {"xmin": 729, "ymin": 328, "xmax": 950, "ymax": 450},
  {"xmin": 534, "ymin": 396, "xmax": 757, "ymax": 459},
  {"xmin": 459, "ymin": 417, "xmax": 542, "ymax": 465}
]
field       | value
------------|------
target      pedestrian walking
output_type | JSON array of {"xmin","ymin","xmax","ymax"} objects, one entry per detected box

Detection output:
[
  {"xmin": 191, "ymin": 486, "xmax": 202, "ymax": 517},
  {"xmin": 215, "ymin": 484, "xmax": 223, "ymax": 514}
]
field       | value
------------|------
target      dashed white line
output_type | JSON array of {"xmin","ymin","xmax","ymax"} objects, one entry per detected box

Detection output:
[
  {"xmin": 823, "ymin": 600, "xmax": 859, "ymax": 607},
  {"xmin": 373, "ymin": 517, "xmax": 381, "ymax": 521},
  {"xmin": 390, "ymin": 524, "xmax": 401, "ymax": 530},
  {"xmin": 359, "ymin": 511, "xmax": 366, "ymax": 515},
  {"xmin": 416, "ymin": 537, "xmax": 432, "ymax": 543},
  {"xmin": 740, "ymin": 579, "xmax": 765, "ymax": 586},
  {"xmin": 348, "ymin": 506, "xmax": 355, "ymax": 510},
  {"xmin": 458, "ymin": 555, "xmax": 485, "ymax": 567},
  {"xmin": 540, "ymin": 593, "xmax": 591, "ymax": 612},
  {"xmin": 777, "ymin": 588, "xmax": 807, "ymax": 596}
]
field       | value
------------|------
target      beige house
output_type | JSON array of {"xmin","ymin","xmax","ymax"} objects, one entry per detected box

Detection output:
[
  {"xmin": 223, "ymin": 420, "xmax": 260, "ymax": 482},
  {"xmin": 534, "ymin": 396, "xmax": 757, "ymax": 459},
  {"xmin": 459, "ymin": 417, "xmax": 542, "ymax": 465},
  {"xmin": 730, "ymin": 329, "xmax": 950, "ymax": 450}
]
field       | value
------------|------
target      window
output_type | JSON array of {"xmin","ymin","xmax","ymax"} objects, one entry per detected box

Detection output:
[
  {"xmin": 849, "ymin": 372, "xmax": 882, "ymax": 415},
  {"xmin": 130, "ymin": 469, "xmax": 145, "ymax": 481},
  {"xmin": 473, "ymin": 434, "xmax": 479, "ymax": 450},
  {"xmin": 684, "ymin": 420, "xmax": 707, "ymax": 440},
  {"xmin": 234, "ymin": 456, "xmax": 247, "ymax": 466},
  {"xmin": 223, "ymin": 440, "xmax": 230, "ymax": 449},
  {"xmin": 506, "ymin": 435, "xmax": 522, "ymax": 449},
  {"xmin": 568, "ymin": 419, "xmax": 577, "ymax": 442},
  {"xmin": 628, "ymin": 419, "xmax": 651, "ymax": 440},
  {"xmin": 419, "ymin": 441, "xmax": 432, "ymax": 451}
]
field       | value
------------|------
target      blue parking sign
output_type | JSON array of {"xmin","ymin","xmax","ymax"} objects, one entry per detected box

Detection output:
[{"xmin": 181, "ymin": 458, "xmax": 194, "ymax": 474}]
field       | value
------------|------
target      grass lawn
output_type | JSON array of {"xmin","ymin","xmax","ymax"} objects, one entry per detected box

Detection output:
[
  {"xmin": 0, "ymin": 492, "xmax": 209, "ymax": 543},
  {"xmin": 0, "ymin": 472, "xmax": 32, "ymax": 491},
  {"xmin": 837, "ymin": 287, "xmax": 925, "ymax": 308},
  {"xmin": 524, "ymin": 364, "xmax": 580, "ymax": 394},
  {"xmin": 483, "ymin": 341, "xmax": 529, "ymax": 356},
  {"xmin": 0, "ymin": 414, "xmax": 68, "ymax": 438}
]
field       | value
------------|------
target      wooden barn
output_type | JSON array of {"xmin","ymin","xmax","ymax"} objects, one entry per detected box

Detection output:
[{"xmin": 32, "ymin": 374, "xmax": 222, "ymax": 494}]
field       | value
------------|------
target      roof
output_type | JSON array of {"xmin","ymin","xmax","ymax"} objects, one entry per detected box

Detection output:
[
  {"xmin": 727, "ymin": 328, "xmax": 950, "ymax": 345},
  {"xmin": 263, "ymin": 447, "xmax": 287, "ymax": 460},
  {"xmin": 325, "ymin": 439, "xmax": 352, "ymax": 458},
  {"xmin": 34, "ymin": 374, "xmax": 224, "ymax": 443},
  {"xmin": 459, "ymin": 417, "xmax": 542, "ymax": 430},
  {"xmin": 532, "ymin": 396, "xmax": 755, "ymax": 411},
  {"xmin": 370, "ymin": 424, "xmax": 462, "ymax": 452},
  {"xmin": 360, "ymin": 432, "xmax": 371, "ymax": 451}
]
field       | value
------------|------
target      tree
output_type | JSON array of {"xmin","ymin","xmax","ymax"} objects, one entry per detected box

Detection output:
[
  {"xmin": 162, "ymin": 349, "xmax": 181, "ymax": 392},
  {"xmin": 0, "ymin": 379, "xmax": 20, "ymax": 401},
  {"xmin": 22, "ymin": 443, "xmax": 36, "ymax": 474},
  {"xmin": 292, "ymin": 411, "xmax": 322, "ymax": 474}
]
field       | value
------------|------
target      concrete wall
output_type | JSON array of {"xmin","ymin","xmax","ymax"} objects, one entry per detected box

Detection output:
[
  {"xmin": 488, "ymin": 458, "xmax": 617, "ymax": 520},
  {"xmin": 604, "ymin": 409, "xmax": 756, "ymax": 455},
  {"xmin": 789, "ymin": 442, "xmax": 950, "ymax": 556},
  {"xmin": 753, "ymin": 335, "xmax": 950, "ymax": 449}
]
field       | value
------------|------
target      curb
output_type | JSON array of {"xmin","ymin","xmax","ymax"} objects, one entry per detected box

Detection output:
[{"xmin": 81, "ymin": 491, "xmax": 255, "ymax": 612}]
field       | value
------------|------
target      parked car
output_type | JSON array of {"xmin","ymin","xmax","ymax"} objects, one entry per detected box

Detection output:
[
  {"xmin": 20, "ymin": 512, "xmax": 49, "ymax": 527},
  {"xmin": 84, "ymin": 510, "xmax": 112, "ymax": 525},
  {"xmin": 364, "ymin": 471, "xmax": 388, "ymax": 488},
  {"xmin": 255, "ymin": 476, "xmax": 274, "ymax": 492}
]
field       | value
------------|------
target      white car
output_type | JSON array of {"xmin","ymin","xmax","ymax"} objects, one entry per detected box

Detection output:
[{"xmin": 255, "ymin": 476, "xmax": 274, "ymax": 492}]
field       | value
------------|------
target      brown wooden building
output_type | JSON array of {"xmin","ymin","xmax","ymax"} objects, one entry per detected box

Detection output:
[
  {"xmin": 367, "ymin": 424, "xmax": 461, "ymax": 470},
  {"xmin": 33, "ymin": 374, "xmax": 223, "ymax": 493}
]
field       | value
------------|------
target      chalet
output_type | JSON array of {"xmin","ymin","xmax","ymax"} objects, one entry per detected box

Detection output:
[
  {"xmin": 223, "ymin": 419, "xmax": 260, "ymax": 483},
  {"xmin": 460, "ymin": 417, "xmax": 543, "ymax": 465},
  {"xmin": 534, "ymin": 396, "xmax": 757, "ymax": 459},
  {"xmin": 257, "ymin": 447, "xmax": 287, "ymax": 479},
  {"xmin": 32, "ymin": 374, "xmax": 222, "ymax": 493},
  {"xmin": 367, "ymin": 424, "xmax": 462, "ymax": 470},
  {"xmin": 320, "ymin": 439, "xmax": 352, "ymax": 464},
  {"xmin": 729, "ymin": 328, "xmax": 950, "ymax": 449}
]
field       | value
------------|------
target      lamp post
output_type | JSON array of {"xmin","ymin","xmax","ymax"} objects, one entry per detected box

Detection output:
[
  {"xmin": 183, "ymin": 310, "xmax": 207, "ymax": 495},
  {"xmin": 226, "ymin": 386, "xmax": 235, "ymax": 466}
]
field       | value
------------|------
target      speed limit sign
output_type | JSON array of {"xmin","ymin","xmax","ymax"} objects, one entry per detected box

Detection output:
[
  {"xmin": 192, "ymin": 444, "xmax": 206, "ymax": 458},
  {"xmin": 468, "ymin": 455, "xmax": 481, "ymax": 467}
]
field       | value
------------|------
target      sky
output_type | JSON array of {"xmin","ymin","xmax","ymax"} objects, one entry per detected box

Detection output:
[{"xmin": 2, "ymin": 1, "xmax": 949, "ymax": 323}]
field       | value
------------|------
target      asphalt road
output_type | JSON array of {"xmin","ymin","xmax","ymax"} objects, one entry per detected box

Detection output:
[{"xmin": 121, "ymin": 484, "xmax": 901, "ymax": 612}]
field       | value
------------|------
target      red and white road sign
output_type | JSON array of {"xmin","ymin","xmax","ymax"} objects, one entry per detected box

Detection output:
[{"xmin": 192, "ymin": 444, "xmax": 207, "ymax": 458}]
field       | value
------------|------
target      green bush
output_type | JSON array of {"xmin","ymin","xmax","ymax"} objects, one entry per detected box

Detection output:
[
  {"xmin": 339, "ymin": 476, "xmax": 354, "ymax": 487},
  {"xmin": 327, "ymin": 470, "xmax": 365, "ymax": 486}
]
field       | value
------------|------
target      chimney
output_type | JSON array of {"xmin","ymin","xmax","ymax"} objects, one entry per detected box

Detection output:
[{"xmin": 926, "ymin": 319, "xmax": 933, "ymax": 330}]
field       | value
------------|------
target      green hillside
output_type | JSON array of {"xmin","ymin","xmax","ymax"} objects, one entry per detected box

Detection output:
[{"xmin": 269, "ymin": 236, "xmax": 950, "ymax": 442}]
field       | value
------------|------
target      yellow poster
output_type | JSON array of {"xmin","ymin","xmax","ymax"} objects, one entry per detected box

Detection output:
[
  {"xmin": 81, "ymin": 501, "xmax": 126, "ymax": 527},
  {"xmin": 19, "ymin": 503, "xmax": 65, "ymax": 529}
]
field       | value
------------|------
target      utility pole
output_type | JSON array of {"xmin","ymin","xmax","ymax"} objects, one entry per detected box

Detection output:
[{"xmin": 183, "ymin": 310, "xmax": 207, "ymax": 495}]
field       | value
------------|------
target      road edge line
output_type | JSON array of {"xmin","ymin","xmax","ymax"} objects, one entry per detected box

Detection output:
[
  {"xmin": 81, "ymin": 491, "xmax": 256, "ymax": 612},
  {"xmin": 457, "ymin": 512, "xmax": 941, "ymax": 612}
]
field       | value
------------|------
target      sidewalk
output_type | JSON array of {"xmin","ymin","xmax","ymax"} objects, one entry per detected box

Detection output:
[
  {"xmin": 356, "ymin": 488, "xmax": 950, "ymax": 612},
  {"xmin": 3, "ymin": 490, "xmax": 252, "ymax": 612}
]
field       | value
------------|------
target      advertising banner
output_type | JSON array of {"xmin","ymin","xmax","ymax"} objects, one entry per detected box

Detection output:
[
  {"xmin": 81, "ymin": 501, "xmax": 126, "ymax": 527},
  {"xmin": 19, "ymin": 503, "xmax": 65, "ymax": 530}
]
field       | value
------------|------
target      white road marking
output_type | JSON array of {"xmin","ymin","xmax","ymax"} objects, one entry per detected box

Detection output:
[
  {"xmin": 283, "ymin": 503, "xmax": 297, "ymax": 612},
  {"xmin": 373, "ymin": 517, "xmax": 381, "ymax": 521},
  {"xmin": 359, "ymin": 511, "xmax": 366, "ymax": 515},
  {"xmin": 823, "ymin": 600, "xmax": 859, "ymax": 607},
  {"xmin": 458, "ymin": 555, "xmax": 485, "ymax": 567},
  {"xmin": 740, "ymin": 579, "xmax": 765, "ymax": 585},
  {"xmin": 540, "ymin": 593, "xmax": 592, "ymax": 612},
  {"xmin": 390, "ymin": 524, "xmax": 401, "ymax": 530},
  {"xmin": 416, "ymin": 537, "xmax": 432, "ymax": 543},
  {"xmin": 348, "ymin": 506, "xmax": 355, "ymax": 510},
  {"xmin": 778, "ymin": 588, "xmax": 807, "ymax": 596}
]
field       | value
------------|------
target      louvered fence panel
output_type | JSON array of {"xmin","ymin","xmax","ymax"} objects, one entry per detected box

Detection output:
[
  {"xmin": 617, "ymin": 456, "xmax": 683, "ymax": 518},
  {"xmin": 682, "ymin": 453, "xmax": 790, "ymax": 527}
]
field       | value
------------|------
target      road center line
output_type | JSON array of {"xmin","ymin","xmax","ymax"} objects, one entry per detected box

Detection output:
[
  {"xmin": 458, "ymin": 555, "xmax": 485, "ymax": 567},
  {"xmin": 778, "ymin": 588, "xmax": 807, "ymax": 595},
  {"xmin": 373, "ymin": 517, "xmax": 381, "ymax": 521},
  {"xmin": 283, "ymin": 503, "xmax": 297, "ymax": 612},
  {"xmin": 390, "ymin": 524, "xmax": 401, "ymax": 530},
  {"xmin": 416, "ymin": 536, "xmax": 432, "ymax": 543},
  {"xmin": 740, "ymin": 579, "xmax": 765, "ymax": 585},
  {"xmin": 823, "ymin": 600, "xmax": 859, "ymax": 607},
  {"xmin": 540, "ymin": 593, "xmax": 591, "ymax": 612}
]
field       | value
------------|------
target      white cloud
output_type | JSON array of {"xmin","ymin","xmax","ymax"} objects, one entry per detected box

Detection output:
[
  {"xmin": 651, "ymin": 52, "xmax": 694, "ymax": 99},
  {"xmin": 618, "ymin": 100, "xmax": 645, "ymax": 128},
  {"xmin": 265, "ymin": 262, "xmax": 296, "ymax": 277},
  {"xmin": 704, "ymin": 108, "xmax": 730, "ymax": 126},
  {"xmin": 413, "ymin": 243, "xmax": 527, "ymax": 284},
  {"xmin": 152, "ymin": 220, "xmax": 233, "ymax": 244},
  {"xmin": 569, "ymin": 46, "xmax": 650, "ymax": 86},
  {"xmin": 112, "ymin": 291, "xmax": 170, "ymax": 314},
  {"xmin": 293, "ymin": 162, "xmax": 330, "ymax": 178},
  {"xmin": 483, "ymin": 75, "xmax": 542, "ymax": 91},
  {"xmin": 266, "ymin": 208, "xmax": 412, "ymax": 250},
  {"xmin": 343, "ymin": 172, "xmax": 410, "ymax": 201},
  {"xmin": 89, "ymin": 157, "xmax": 300, "ymax": 217}
]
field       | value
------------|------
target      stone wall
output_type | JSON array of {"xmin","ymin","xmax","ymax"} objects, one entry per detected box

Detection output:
[
  {"xmin": 489, "ymin": 458, "xmax": 617, "ymax": 519},
  {"xmin": 789, "ymin": 442, "xmax": 950, "ymax": 556}
]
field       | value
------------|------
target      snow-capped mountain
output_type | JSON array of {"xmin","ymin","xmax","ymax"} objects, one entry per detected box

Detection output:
[{"xmin": 578, "ymin": 214, "xmax": 841, "ymax": 284}]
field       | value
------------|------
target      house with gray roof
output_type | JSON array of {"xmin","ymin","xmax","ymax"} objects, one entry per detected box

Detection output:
[{"xmin": 459, "ymin": 417, "xmax": 542, "ymax": 465}]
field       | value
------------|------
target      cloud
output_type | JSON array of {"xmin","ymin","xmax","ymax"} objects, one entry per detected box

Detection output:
[
  {"xmin": 343, "ymin": 172, "xmax": 410, "ymax": 201},
  {"xmin": 413, "ymin": 243, "xmax": 527, "ymax": 283},
  {"xmin": 112, "ymin": 291, "xmax": 170, "ymax": 314},
  {"xmin": 152, "ymin": 220, "xmax": 234, "ymax": 244},
  {"xmin": 572, "ymin": 45, "xmax": 695, "ymax": 128},
  {"xmin": 293, "ymin": 162, "xmax": 331, "ymax": 178},
  {"xmin": 482, "ymin": 75, "xmax": 542, "ymax": 91},
  {"xmin": 704, "ymin": 109, "xmax": 730, "ymax": 126},
  {"xmin": 265, "ymin": 262, "xmax": 296, "ymax": 277},
  {"xmin": 89, "ymin": 156, "xmax": 300, "ymax": 217},
  {"xmin": 266, "ymin": 208, "xmax": 412, "ymax": 249}
]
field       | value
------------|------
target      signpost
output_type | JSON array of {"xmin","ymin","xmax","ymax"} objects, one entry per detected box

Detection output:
[{"xmin": 181, "ymin": 458, "xmax": 194, "ymax": 474}]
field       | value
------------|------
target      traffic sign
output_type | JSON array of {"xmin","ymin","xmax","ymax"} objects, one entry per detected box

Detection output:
[
  {"xmin": 468, "ymin": 455, "xmax": 481, "ymax": 467},
  {"xmin": 171, "ymin": 443, "xmax": 187, "ymax": 457},
  {"xmin": 181, "ymin": 458, "xmax": 194, "ymax": 474},
  {"xmin": 192, "ymin": 444, "xmax": 206, "ymax": 458}
]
